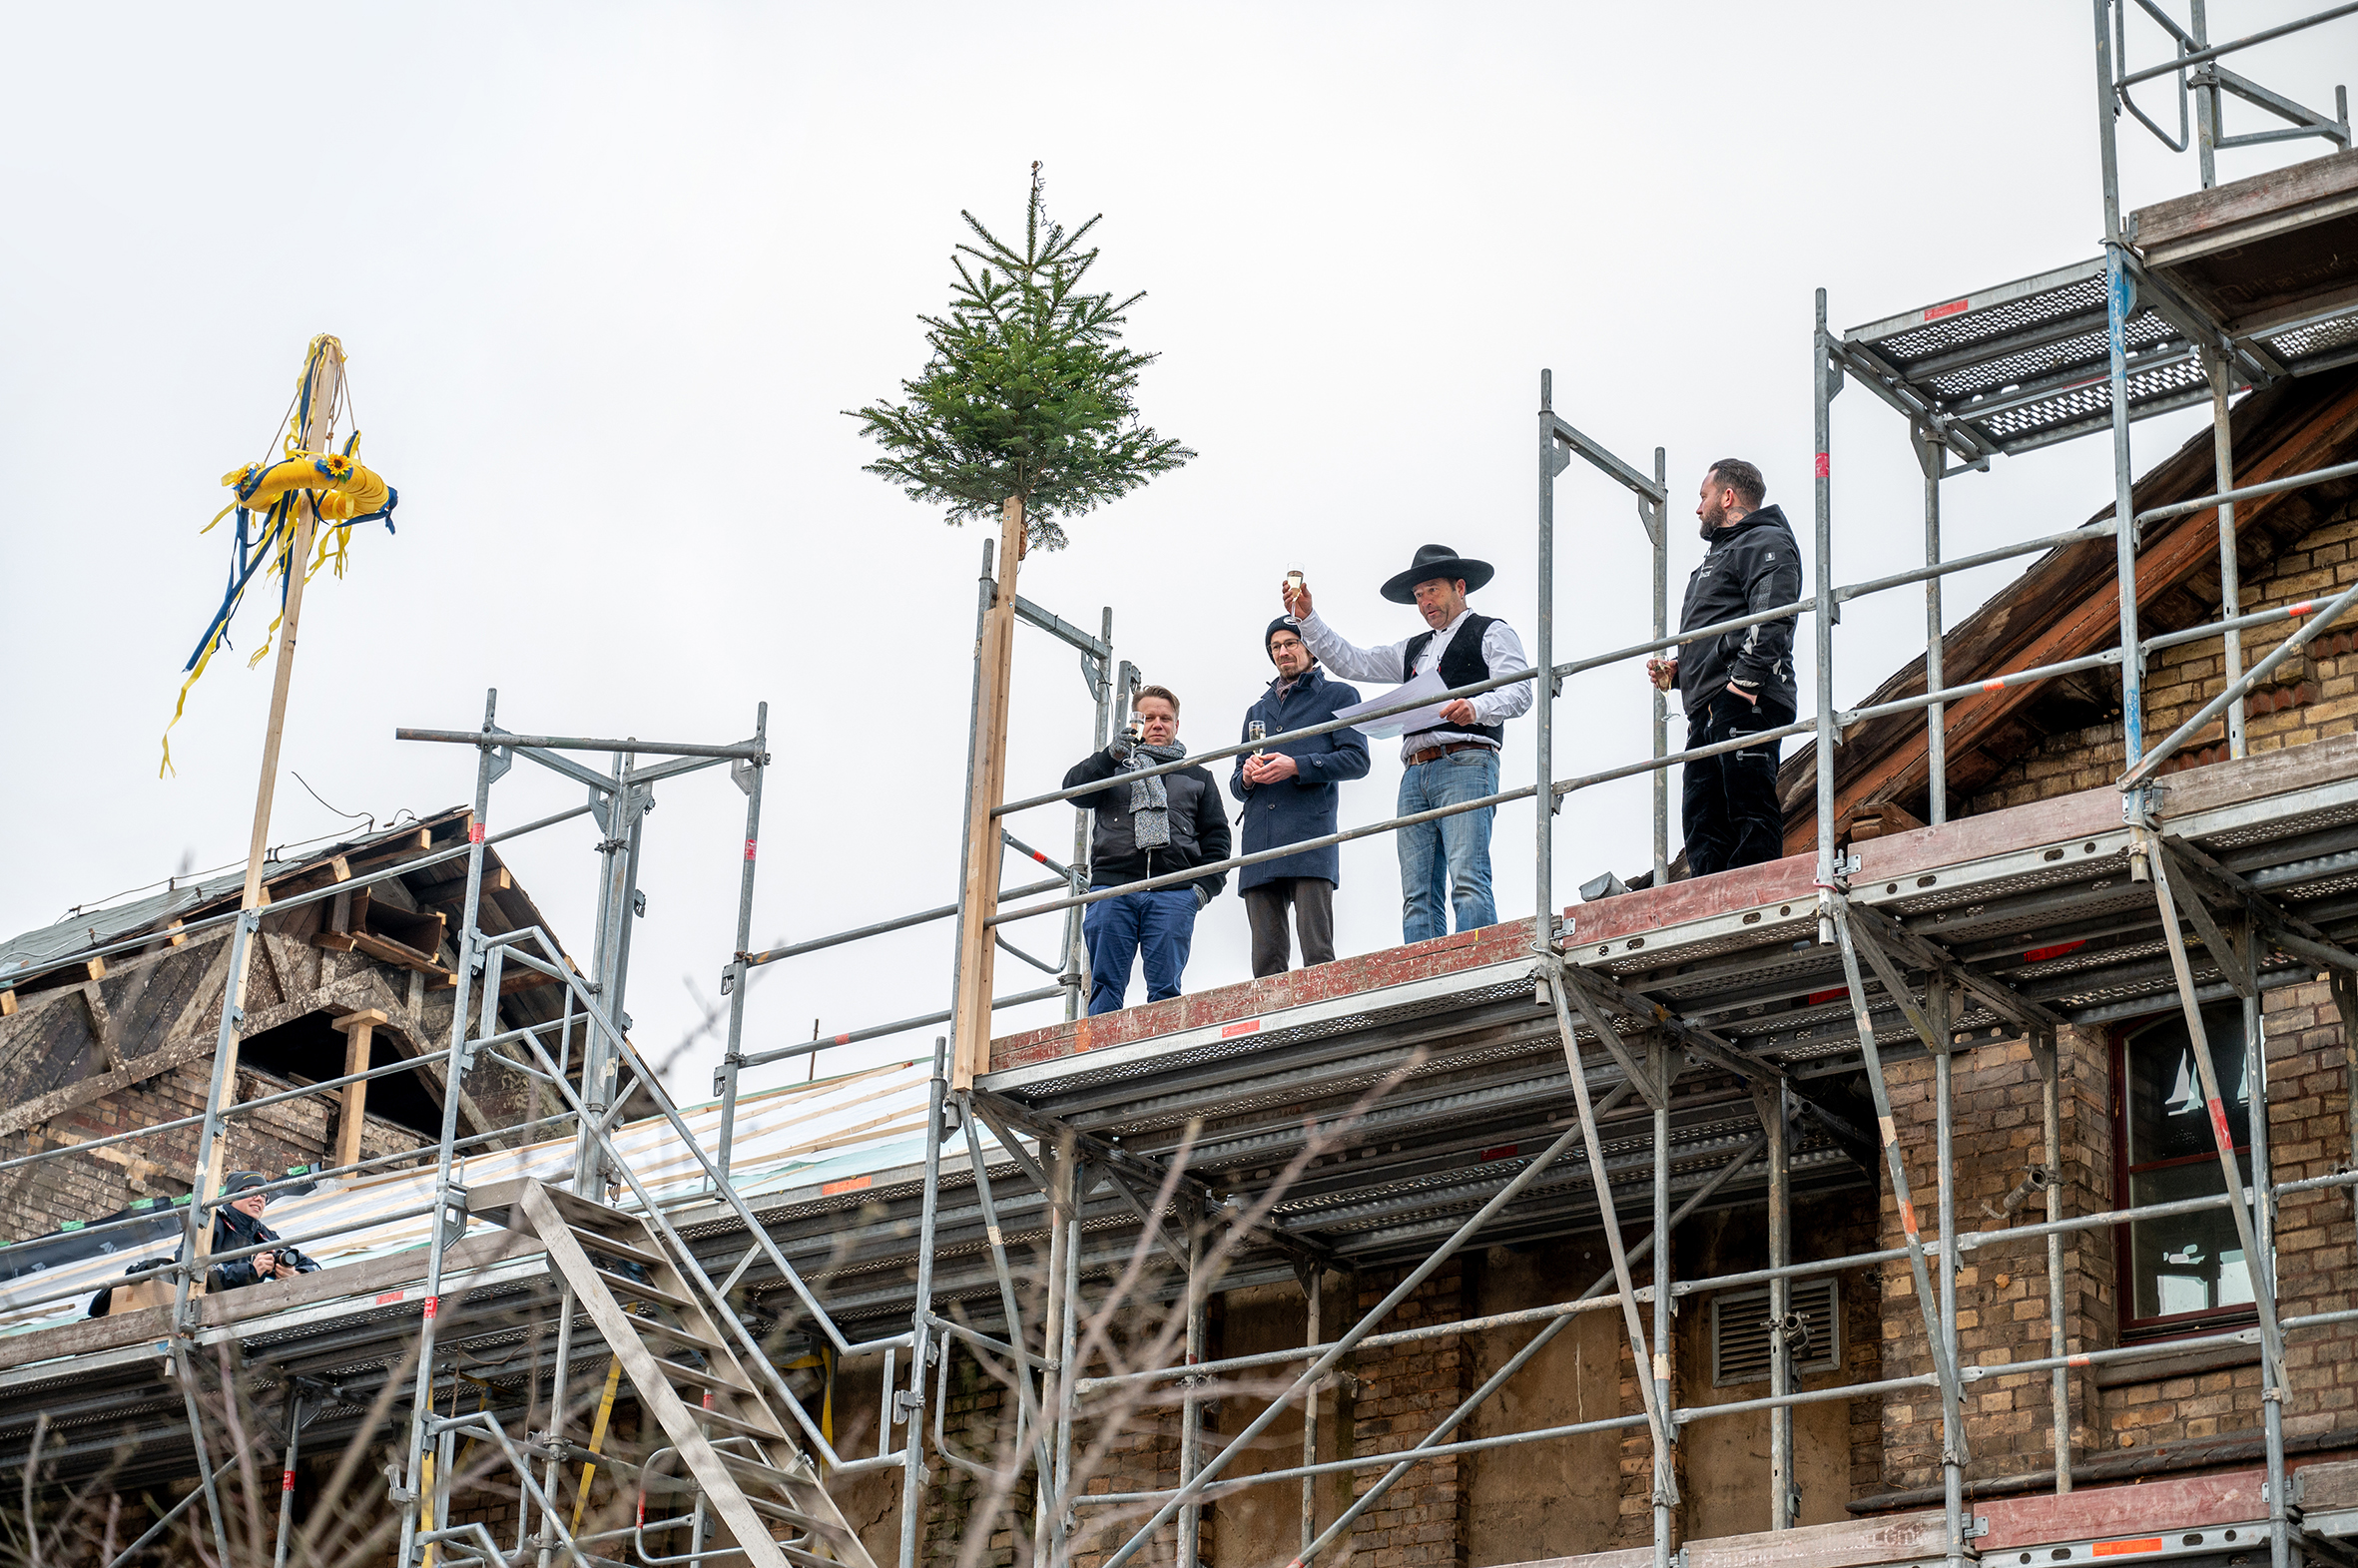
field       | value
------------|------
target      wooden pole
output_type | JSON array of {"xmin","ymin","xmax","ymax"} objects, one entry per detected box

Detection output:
[
  {"xmin": 330, "ymin": 1008, "xmax": 389, "ymax": 1172},
  {"xmin": 952, "ymin": 494, "xmax": 1026, "ymax": 1088},
  {"xmin": 197, "ymin": 338, "xmax": 345, "ymax": 1251}
]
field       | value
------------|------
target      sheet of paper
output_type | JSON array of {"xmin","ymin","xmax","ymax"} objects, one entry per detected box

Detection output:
[{"xmin": 1332, "ymin": 669, "xmax": 1453, "ymax": 739}]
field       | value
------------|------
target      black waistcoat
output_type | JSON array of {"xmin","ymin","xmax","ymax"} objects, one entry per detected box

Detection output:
[{"xmin": 1402, "ymin": 612, "xmax": 1504, "ymax": 748}]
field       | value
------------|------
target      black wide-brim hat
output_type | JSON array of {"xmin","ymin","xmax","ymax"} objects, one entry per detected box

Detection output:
[{"xmin": 1381, "ymin": 543, "xmax": 1495, "ymax": 604}]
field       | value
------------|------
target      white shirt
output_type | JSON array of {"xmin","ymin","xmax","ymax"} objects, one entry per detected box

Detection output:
[{"xmin": 1296, "ymin": 607, "xmax": 1533, "ymax": 761}]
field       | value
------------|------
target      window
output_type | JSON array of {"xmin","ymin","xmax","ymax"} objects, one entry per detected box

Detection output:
[
  {"xmin": 1711, "ymin": 1278, "xmax": 1840, "ymax": 1386},
  {"xmin": 2114, "ymin": 1005, "xmax": 2257, "ymax": 1333}
]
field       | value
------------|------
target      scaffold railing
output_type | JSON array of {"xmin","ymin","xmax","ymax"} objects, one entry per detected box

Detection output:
[{"xmin": 10, "ymin": 9, "xmax": 2358, "ymax": 1568}]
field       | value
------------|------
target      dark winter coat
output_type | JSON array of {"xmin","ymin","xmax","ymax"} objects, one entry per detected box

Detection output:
[
  {"xmin": 1676, "ymin": 503, "xmax": 1803, "ymax": 718},
  {"xmin": 206, "ymin": 1206, "xmax": 321, "ymax": 1293},
  {"xmin": 1063, "ymin": 749, "xmax": 1233, "ymax": 903},
  {"xmin": 1227, "ymin": 668, "xmax": 1371, "ymax": 891}
]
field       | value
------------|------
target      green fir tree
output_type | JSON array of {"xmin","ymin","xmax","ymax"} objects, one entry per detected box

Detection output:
[{"xmin": 849, "ymin": 163, "xmax": 1192, "ymax": 550}]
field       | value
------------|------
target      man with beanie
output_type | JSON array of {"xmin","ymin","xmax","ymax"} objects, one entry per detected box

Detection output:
[
  {"xmin": 1284, "ymin": 545, "xmax": 1531, "ymax": 943},
  {"xmin": 207, "ymin": 1171, "xmax": 322, "ymax": 1293},
  {"xmin": 1645, "ymin": 459, "xmax": 1802, "ymax": 876},
  {"xmin": 1231, "ymin": 619, "xmax": 1372, "ymax": 976},
  {"xmin": 1062, "ymin": 686, "xmax": 1231, "ymax": 1015}
]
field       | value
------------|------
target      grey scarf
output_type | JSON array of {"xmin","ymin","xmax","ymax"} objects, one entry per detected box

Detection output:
[{"xmin": 1121, "ymin": 742, "xmax": 1189, "ymax": 849}]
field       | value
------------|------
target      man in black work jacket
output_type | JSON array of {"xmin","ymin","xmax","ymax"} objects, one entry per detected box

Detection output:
[
  {"xmin": 1646, "ymin": 459, "xmax": 1802, "ymax": 876},
  {"xmin": 1062, "ymin": 685, "xmax": 1231, "ymax": 1015}
]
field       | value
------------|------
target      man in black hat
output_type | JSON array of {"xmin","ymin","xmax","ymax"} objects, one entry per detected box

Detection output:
[
  {"xmin": 1283, "ymin": 545, "xmax": 1530, "ymax": 944},
  {"xmin": 1644, "ymin": 459, "xmax": 1802, "ymax": 876},
  {"xmin": 206, "ymin": 1171, "xmax": 322, "ymax": 1293},
  {"xmin": 1231, "ymin": 619, "xmax": 1371, "ymax": 976}
]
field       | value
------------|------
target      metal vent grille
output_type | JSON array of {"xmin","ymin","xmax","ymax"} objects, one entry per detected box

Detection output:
[{"xmin": 1711, "ymin": 1279, "xmax": 1840, "ymax": 1387}]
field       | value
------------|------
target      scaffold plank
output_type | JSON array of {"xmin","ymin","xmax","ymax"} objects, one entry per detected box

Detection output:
[{"xmin": 1977, "ymin": 1468, "xmax": 2266, "ymax": 1552}]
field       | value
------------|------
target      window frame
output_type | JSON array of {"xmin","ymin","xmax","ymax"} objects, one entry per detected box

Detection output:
[{"xmin": 2110, "ymin": 1005, "xmax": 2260, "ymax": 1341}]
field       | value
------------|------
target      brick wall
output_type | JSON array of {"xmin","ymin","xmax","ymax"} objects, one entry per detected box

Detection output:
[
  {"xmin": 1874, "ymin": 1038, "xmax": 2112, "ymax": 1490},
  {"xmin": 1881, "ymin": 496, "xmax": 2358, "ymax": 1488},
  {"xmin": 921, "ymin": 1344, "xmax": 1041, "ymax": 1568},
  {"xmin": 1969, "ymin": 499, "xmax": 2358, "ymax": 811},
  {"xmin": 1349, "ymin": 1263, "xmax": 1474, "ymax": 1568}
]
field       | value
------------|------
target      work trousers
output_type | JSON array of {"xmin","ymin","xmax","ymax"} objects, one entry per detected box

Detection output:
[
  {"xmin": 1083, "ymin": 886, "xmax": 1199, "ymax": 1015},
  {"xmin": 1243, "ymin": 877, "xmax": 1336, "ymax": 977},
  {"xmin": 1681, "ymin": 694, "xmax": 1792, "ymax": 877},
  {"xmin": 1398, "ymin": 747, "xmax": 1499, "ymax": 943}
]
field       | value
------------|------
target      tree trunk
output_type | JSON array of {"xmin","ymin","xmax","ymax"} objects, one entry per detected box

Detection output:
[{"xmin": 952, "ymin": 495, "xmax": 1026, "ymax": 1087}]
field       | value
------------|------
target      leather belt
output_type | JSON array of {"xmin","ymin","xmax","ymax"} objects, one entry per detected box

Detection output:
[{"xmin": 1405, "ymin": 741, "xmax": 1490, "ymax": 766}]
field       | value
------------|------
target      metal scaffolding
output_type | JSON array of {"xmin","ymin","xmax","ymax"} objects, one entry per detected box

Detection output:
[{"xmin": 5, "ymin": 6, "xmax": 2358, "ymax": 1567}]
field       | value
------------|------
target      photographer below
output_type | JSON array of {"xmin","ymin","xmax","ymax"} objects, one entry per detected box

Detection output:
[
  {"xmin": 207, "ymin": 1170, "xmax": 322, "ymax": 1293},
  {"xmin": 1062, "ymin": 686, "xmax": 1231, "ymax": 1016},
  {"xmin": 1231, "ymin": 618, "xmax": 1371, "ymax": 976}
]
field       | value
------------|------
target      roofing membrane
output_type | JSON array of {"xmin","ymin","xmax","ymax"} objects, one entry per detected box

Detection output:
[{"xmin": 0, "ymin": 1054, "xmax": 971, "ymax": 1336}]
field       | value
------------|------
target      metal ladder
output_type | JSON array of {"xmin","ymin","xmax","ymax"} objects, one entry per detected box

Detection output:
[{"xmin": 471, "ymin": 1178, "xmax": 877, "ymax": 1568}]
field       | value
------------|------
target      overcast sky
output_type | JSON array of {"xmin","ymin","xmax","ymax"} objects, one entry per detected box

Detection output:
[{"xmin": 3, "ymin": 2, "xmax": 2347, "ymax": 1100}]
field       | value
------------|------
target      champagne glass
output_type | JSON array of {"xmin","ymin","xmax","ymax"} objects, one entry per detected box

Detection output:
[
  {"xmin": 1248, "ymin": 720, "xmax": 1267, "ymax": 759},
  {"xmin": 1284, "ymin": 560, "xmax": 1307, "ymax": 603}
]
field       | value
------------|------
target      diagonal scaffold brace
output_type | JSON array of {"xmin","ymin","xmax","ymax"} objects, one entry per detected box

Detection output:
[
  {"xmin": 1540, "ymin": 953, "xmax": 1679, "ymax": 1509},
  {"xmin": 2140, "ymin": 834, "xmax": 2291, "ymax": 1383},
  {"xmin": 1830, "ymin": 908, "xmax": 1969, "ymax": 1440}
]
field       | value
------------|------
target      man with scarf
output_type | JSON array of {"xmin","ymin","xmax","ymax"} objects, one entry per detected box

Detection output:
[
  {"xmin": 1231, "ymin": 618, "xmax": 1370, "ymax": 976},
  {"xmin": 206, "ymin": 1170, "xmax": 322, "ymax": 1293},
  {"xmin": 1061, "ymin": 685, "xmax": 1232, "ymax": 1015}
]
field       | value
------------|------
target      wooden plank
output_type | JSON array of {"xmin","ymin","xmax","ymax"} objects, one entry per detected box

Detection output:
[
  {"xmin": 1479, "ymin": 1551, "xmax": 1653, "ymax": 1568},
  {"xmin": 2156, "ymin": 730, "xmax": 2358, "ymax": 817},
  {"xmin": 1979, "ymin": 1468, "xmax": 2265, "ymax": 1550},
  {"xmin": 2296, "ymin": 1457, "xmax": 2358, "ymax": 1512},
  {"xmin": 952, "ymin": 496, "xmax": 1028, "ymax": 1090},
  {"xmin": 1854, "ymin": 788, "xmax": 2119, "ymax": 884},
  {"xmin": 330, "ymin": 1008, "xmax": 388, "ymax": 1173},
  {"xmin": 346, "ymin": 928, "xmax": 449, "ymax": 976},
  {"xmin": 2133, "ymin": 148, "xmax": 2358, "ymax": 254},
  {"xmin": 1683, "ymin": 1513, "xmax": 1951, "ymax": 1568},
  {"xmin": 1, "ymin": 990, "xmax": 14, "ymax": 1018}
]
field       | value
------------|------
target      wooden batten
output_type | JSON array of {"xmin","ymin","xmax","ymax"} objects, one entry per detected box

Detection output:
[
  {"xmin": 328, "ymin": 854, "xmax": 350, "ymax": 883},
  {"xmin": 84, "ymin": 957, "xmax": 106, "ymax": 981},
  {"xmin": 1851, "ymin": 797, "xmax": 1929, "ymax": 842},
  {"xmin": 0, "ymin": 990, "xmax": 15, "ymax": 1018},
  {"xmin": 329, "ymin": 1008, "xmax": 391, "ymax": 1172},
  {"xmin": 309, "ymin": 886, "xmax": 449, "ymax": 975}
]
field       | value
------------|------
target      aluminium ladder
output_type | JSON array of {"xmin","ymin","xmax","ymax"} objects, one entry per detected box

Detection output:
[{"xmin": 471, "ymin": 1178, "xmax": 877, "ymax": 1568}]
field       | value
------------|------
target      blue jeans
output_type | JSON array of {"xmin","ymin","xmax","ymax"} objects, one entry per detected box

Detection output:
[
  {"xmin": 1397, "ymin": 748, "xmax": 1498, "ymax": 944},
  {"xmin": 1083, "ymin": 887, "xmax": 1199, "ymax": 1015}
]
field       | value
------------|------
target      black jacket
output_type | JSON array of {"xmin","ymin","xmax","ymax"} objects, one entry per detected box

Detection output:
[
  {"xmin": 206, "ymin": 1207, "xmax": 321, "ymax": 1293},
  {"xmin": 1063, "ymin": 748, "xmax": 1232, "ymax": 903},
  {"xmin": 1677, "ymin": 504, "xmax": 1803, "ymax": 717}
]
